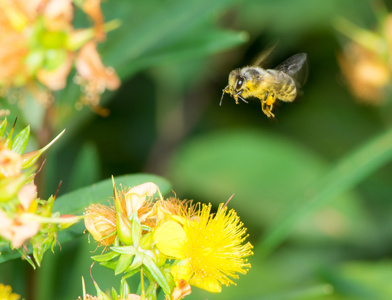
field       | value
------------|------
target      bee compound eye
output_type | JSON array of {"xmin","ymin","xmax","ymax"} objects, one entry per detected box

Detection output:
[{"xmin": 235, "ymin": 77, "xmax": 244, "ymax": 90}]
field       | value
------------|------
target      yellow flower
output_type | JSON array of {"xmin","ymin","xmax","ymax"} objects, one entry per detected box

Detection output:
[
  {"xmin": 153, "ymin": 203, "xmax": 253, "ymax": 293},
  {"xmin": 0, "ymin": 283, "xmax": 20, "ymax": 300}
]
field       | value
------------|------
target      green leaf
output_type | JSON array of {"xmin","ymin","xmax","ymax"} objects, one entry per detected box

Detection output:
[
  {"xmin": 67, "ymin": 141, "xmax": 101, "ymax": 191},
  {"xmin": 121, "ymin": 28, "xmax": 248, "ymax": 76},
  {"xmin": 102, "ymin": 0, "xmax": 242, "ymax": 77},
  {"xmin": 99, "ymin": 260, "xmax": 118, "ymax": 270},
  {"xmin": 0, "ymin": 118, "xmax": 7, "ymax": 137},
  {"xmin": 142, "ymin": 254, "xmax": 172, "ymax": 297},
  {"xmin": 260, "ymin": 125, "xmax": 392, "ymax": 257},
  {"xmin": 131, "ymin": 213, "xmax": 142, "ymax": 247},
  {"xmin": 323, "ymin": 261, "xmax": 392, "ymax": 299},
  {"xmin": 16, "ymin": 248, "xmax": 36, "ymax": 269},
  {"xmin": 111, "ymin": 246, "xmax": 136, "ymax": 255},
  {"xmin": 115, "ymin": 254, "xmax": 134, "ymax": 275},
  {"xmin": 12, "ymin": 125, "xmax": 30, "ymax": 154},
  {"xmin": 94, "ymin": 281, "xmax": 111, "ymax": 300},
  {"xmin": 123, "ymin": 267, "xmax": 141, "ymax": 279},
  {"xmin": 111, "ymin": 288, "xmax": 118, "ymax": 300},
  {"xmin": 54, "ymin": 173, "xmax": 171, "ymax": 216},
  {"xmin": 124, "ymin": 252, "xmax": 143, "ymax": 273},
  {"xmin": 120, "ymin": 277, "xmax": 131, "ymax": 299},
  {"xmin": 91, "ymin": 251, "xmax": 120, "ymax": 262}
]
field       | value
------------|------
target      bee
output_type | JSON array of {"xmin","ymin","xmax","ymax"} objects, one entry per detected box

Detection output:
[{"xmin": 220, "ymin": 52, "xmax": 308, "ymax": 118}]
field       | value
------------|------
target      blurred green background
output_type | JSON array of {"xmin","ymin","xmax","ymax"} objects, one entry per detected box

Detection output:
[{"xmin": 3, "ymin": 0, "xmax": 392, "ymax": 299}]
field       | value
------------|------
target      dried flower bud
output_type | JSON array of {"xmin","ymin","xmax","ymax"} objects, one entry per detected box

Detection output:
[{"xmin": 84, "ymin": 204, "xmax": 116, "ymax": 247}]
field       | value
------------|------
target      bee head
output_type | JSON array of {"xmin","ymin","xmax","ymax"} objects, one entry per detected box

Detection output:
[
  {"xmin": 227, "ymin": 69, "xmax": 246, "ymax": 92},
  {"xmin": 220, "ymin": 69, "xmax": 249, "ymax": 106}
]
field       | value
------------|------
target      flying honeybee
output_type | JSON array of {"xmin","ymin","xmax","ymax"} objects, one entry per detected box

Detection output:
[{"xmin": 220, "ymin": 52, "xmax": 308, "ymax": 118}]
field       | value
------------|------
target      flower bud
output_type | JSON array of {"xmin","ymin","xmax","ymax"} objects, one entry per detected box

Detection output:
[
  {"xmin": 84, "ymin": 204, "xmax": 116, "ymax": 247},
  {"xmin": 140, "ymin": 232, "xmax": 153, "ymax": 250},
  {"xmin": 116, "ymin": 210, "xmax": 133, "ymax": 246},
  {"xmin": 21, "ymin": 150, "xmax": 41, "ymax": 169}
]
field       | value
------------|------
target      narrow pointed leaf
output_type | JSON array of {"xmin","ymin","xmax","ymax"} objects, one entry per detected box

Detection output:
[
  {"xmin": 91, "ymin": 251, "xmax": 120, "ymax": 262},
  {"xmin": 0, "ymin": 118, "xmax": 7, "ymax": 137},
  {"xmin": 142, "ymin": 255, "xmax": 172, "ymax": 297},
  {"xmin": 11, "ymin": 125, "xmax": 30, "ymax": 154},
  {"xmin": 111, "ymin": 288, "xmax": 118, "ymax": 300},
  {"xmin": 100, "ymin": 261, "xmax": 118, "ymax": 270},
  {"xmin": 115, "ymin": 254, "xmax": 134, "ymax": 275},
  {"xmin": 111, "ymin": 245, "xmax": 137, "ymax": 255},
  {"xmin": 120, "ymin": 278, "xmax": 131, "ymax": 299},
  {"xmin": 123, "ymin": 267, "xmax": 141, "ymax": 279}
]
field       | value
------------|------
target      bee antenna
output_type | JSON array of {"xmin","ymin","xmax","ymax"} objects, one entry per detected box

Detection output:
[
  {"xmin": 238, "ymin": 95, "xmax": 248, "ymax": 104},
  {"xmin": 219, "ymin": 90, "xmax": 226, "ymax": 106}
]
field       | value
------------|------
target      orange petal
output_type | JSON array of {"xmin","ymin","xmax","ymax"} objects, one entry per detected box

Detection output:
[
  {"xmin": 44, "ymin": 0, "xmax": 73, "ymax": 31},
  {"xmin": 171, "ymin": 279, "xmax": 191, "ymax": 300},
  {"xmin": 76, "ymin": 41, "xmax": 120, "ymax": 91},
  {"xmin": 17, "ymin": 183, "xmax": 37, "ymax": 211},
  {"xmin": 37, "ymin": 52, "xmax": 73, "ymax": 90},
  {"xmin": 0, "ymin": 148, "xmax": 22, "ymax": 178},
  {"xmin": 81, "ymin": 0, "xmax": 105, "ymax": 41}
]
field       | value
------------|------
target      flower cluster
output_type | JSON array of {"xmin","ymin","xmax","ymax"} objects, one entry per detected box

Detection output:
[
  {"xmin": 0, "ymin": 118, "xmax": 80, "ymax": 268},
  {"xmin": 0, "ymin": 283, "xmax": 20, "ymax": 300},
  {"xmin": 335, "ymin": 12, "xmax": 392, "ymax": 104},
  {"xmin": 0, "ymin": 0, "xmax": 120, "ymax": 108},
  {"xmin": 84, "ymin": 180, "xmax": 253, "ymax": 300}
]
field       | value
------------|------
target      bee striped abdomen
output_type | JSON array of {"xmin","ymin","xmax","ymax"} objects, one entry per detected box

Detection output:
[{"xmin": 268, "ymin": 70, "xmax": 297, "ymax": 102}]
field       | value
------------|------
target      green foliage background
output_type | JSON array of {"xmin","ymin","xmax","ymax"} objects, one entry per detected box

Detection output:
[{"xmin": 2, "ymin": 0, "xmax": 392, "ymax": 299}]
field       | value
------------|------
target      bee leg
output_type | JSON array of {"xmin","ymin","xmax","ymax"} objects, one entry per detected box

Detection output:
[
  {"xmin": 262, "ymin": 91, "xmax": 276, "ymax": 118},
  {"xmin": 261, "ymin": 98, "xmax": 269, "ymax": 117}
]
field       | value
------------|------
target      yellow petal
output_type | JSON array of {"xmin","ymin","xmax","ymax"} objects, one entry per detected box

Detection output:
[
  {"xmin": 153, "ymin": 220, "xmax": 187, "ymax": 259},
  {"xmin": 189, "ymin": 276, "xmax": 222, "ymax": 293},
  {"xmin": 171, "ymin": 262, "xmax": 192, "ymax": 283}
]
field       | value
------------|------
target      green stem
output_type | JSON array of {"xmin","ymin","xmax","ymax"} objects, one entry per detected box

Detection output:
[
  {"xmin": 259, "ymin": 125, "xmax": 392, "ymax": 258},
  {"xmin": 333, "ymin": 17, "xmax": 386, "ymax": 55}
]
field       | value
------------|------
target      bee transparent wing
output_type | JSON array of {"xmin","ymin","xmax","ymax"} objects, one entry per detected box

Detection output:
[
  {"xmin": 252, "ymin": 42, "xmax": 278, "ymax": 67},
  {"xmin": 274, "ymin": 53, "xmax": 308, "ymax": 86}
]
